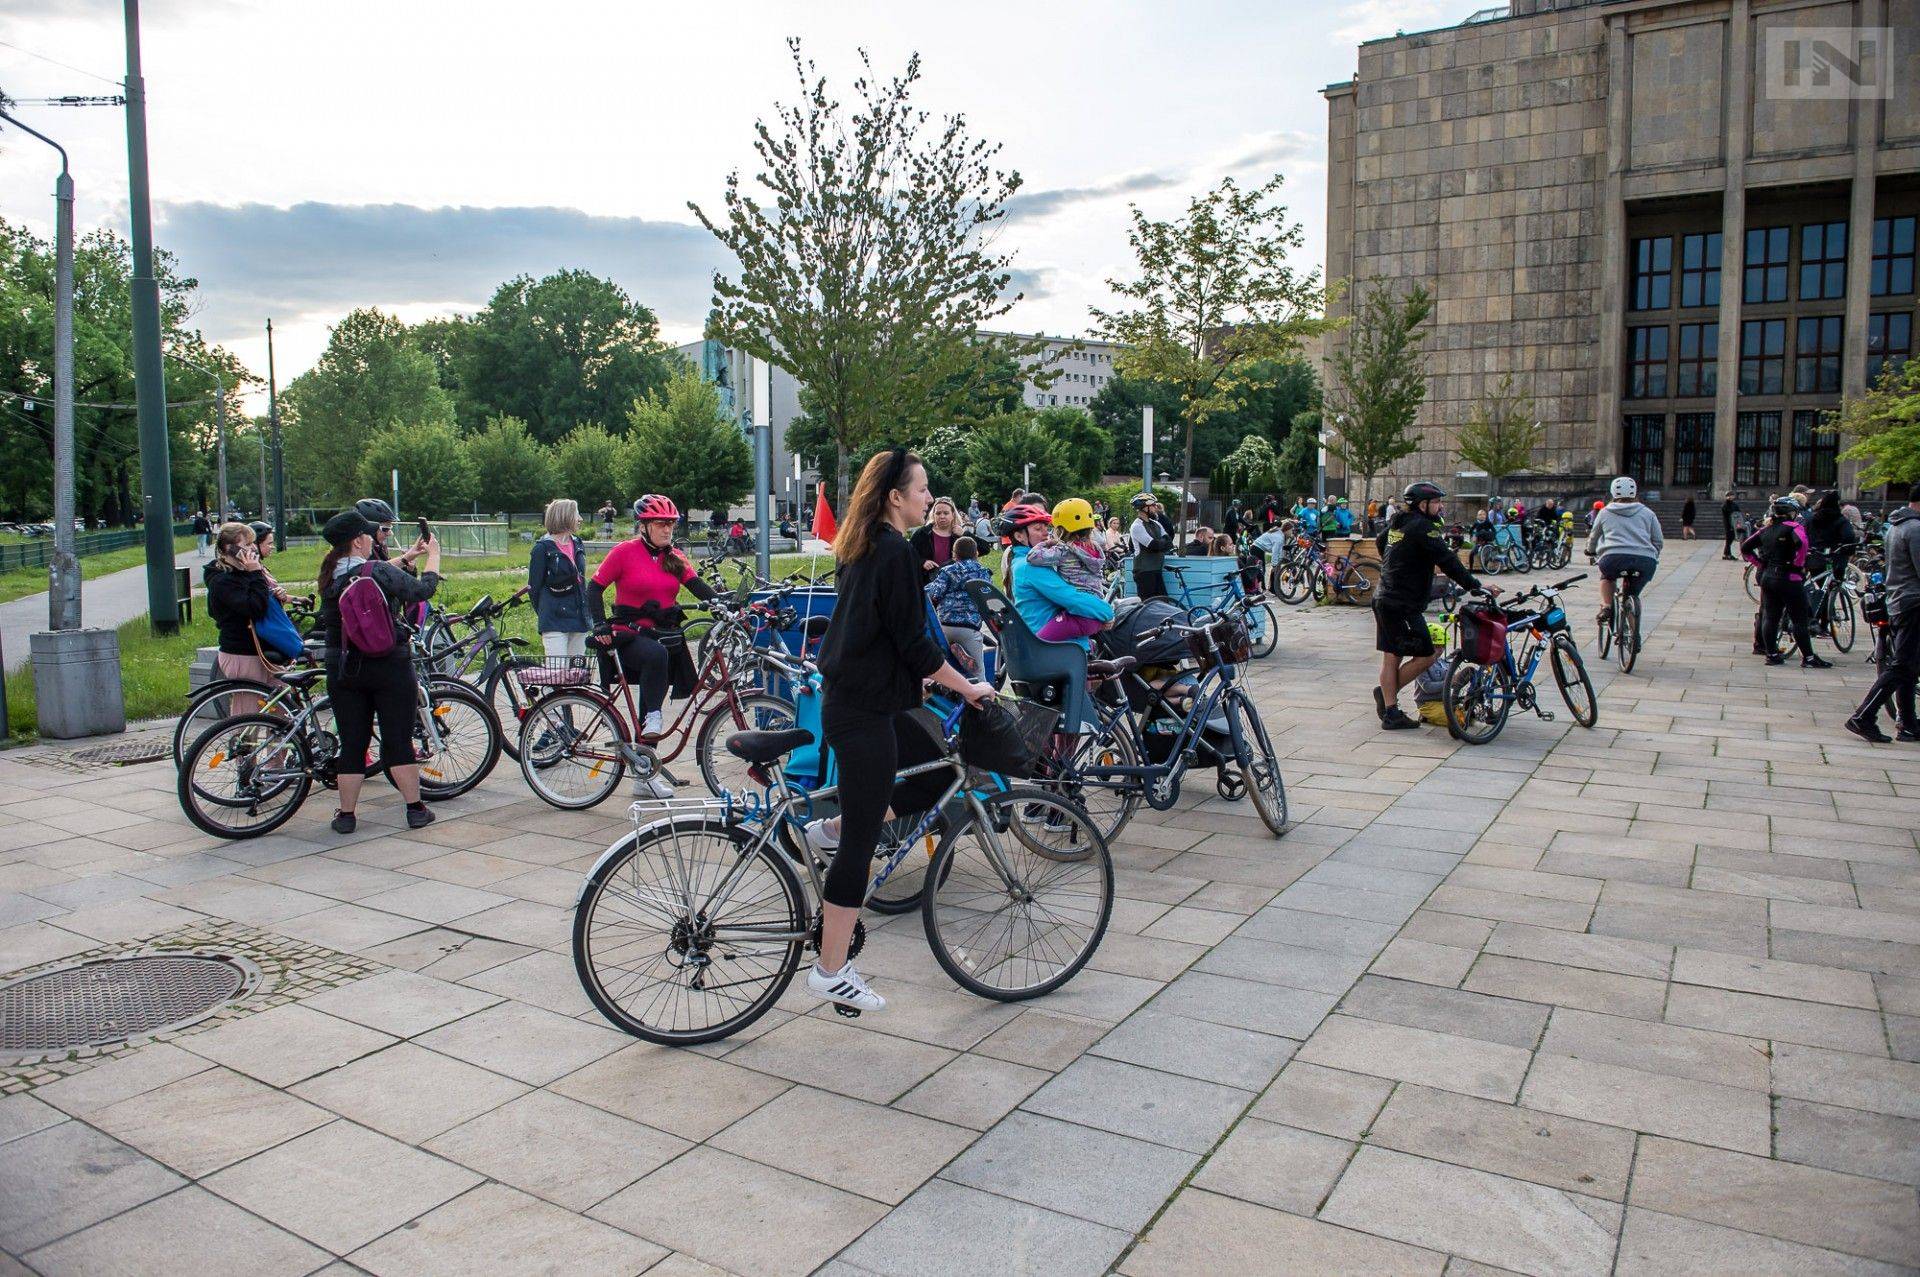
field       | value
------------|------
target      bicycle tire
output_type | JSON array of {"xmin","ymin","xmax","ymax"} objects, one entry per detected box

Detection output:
[
  {"xmin": 1549, "ymin": 634, "xmax": 1598, "ymax": 728},
  {"xmin": 1034, "ymin": 723, "xmax": 1143, "ymax": 845},
  {"xmin": 481, "ymin": 662, "xmax": 537, "ymax": 763},
  {"xmin": 1742, "ymin": 564, "xmax": 1757, "ymax": 602},
  {"xmin": 573, "ymin": 819, "xmax": 806, "ymax": 1045},
  {"xmin": 1249, "ymin": 602, "xmax": 1280, "ymax": 657},
  {"xmin": 519, "ymin": 691, "xmax": 627, "ymax": 809},
  {"xmin": 177, "ymin": 715, "xmax": 312, "ymax": 839},
  {"xmin": 1444, "ymin": 659, "xmax": 1512, "ymax": 745},
  {"xmin": 1225, "ymin": 688, "xmax": 1288, "ymax": 835},
  {"xmin": 1552, "ymin": 541, "xmax": 1572, "ymax": 569},
  {"xmin": 921, "ymin": 788, "xmax": 1113, "ymax": 1001},
  {"xmin": 1829, "ymin": 589, "xmax": 1856, "ymax": 654},
  {"xmin": 416, "ymin": 682, "xmax": 501, "ymax": 800},
  {"xmin": 1273, "ymin": 563, "xmax": 1308, "ymax": 605},
  {"xmin": 695, "ymin": 693, "xmax": 798, "ymax": 800},
  {"xmin": 1347, "ymin": 561, "xmax": 1381, "ymax": 604},
  {"xmin": 1616, "ymin": 595, "xmax": 1640, "ymax": 673},
  {"xmin": 172, "ymin": 679, "xmax": 282, "ymax": 769},
  {"xmin": 1310, "ymin": 568, "xmax": 1328, "ymax": 602},
  {"xmin": 1479, "ymin": 547, "xmax": 1503, "ymax": 576}
]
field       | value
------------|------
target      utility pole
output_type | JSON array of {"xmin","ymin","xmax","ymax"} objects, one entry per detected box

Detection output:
[
  {"xmin": 751, "ymin": 358, "xmax": 772, "ymax": 582},
  {"xmin": 1141, "ymin": 405, "xmax": 1154, "ymax": 498},
  {"xmin": 267, "ymin": 319, "xmax": 286, "ymax": 550},
  {"xmin": 123, "ymin": 0, "xmax": 178, "ymax": 633}
]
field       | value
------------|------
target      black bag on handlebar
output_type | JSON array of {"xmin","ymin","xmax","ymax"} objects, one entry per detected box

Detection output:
[{"xmin": 959, "ymin": 697, "xmax": 1057, "ymax": 779}]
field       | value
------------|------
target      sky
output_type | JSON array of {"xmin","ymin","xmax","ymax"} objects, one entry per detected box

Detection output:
[{"xmin": 0, "ymin": 0, "xmax": 1468, "ymax": 407}]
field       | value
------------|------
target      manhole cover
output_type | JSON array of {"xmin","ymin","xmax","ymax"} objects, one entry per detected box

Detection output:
[
  {"xmin": 65, "ymin": 739, "xmax": 171, "ymax": 767},
  {"xmin": 0, "ymin": 954, "xmax": 259, "ymax": 1053}
]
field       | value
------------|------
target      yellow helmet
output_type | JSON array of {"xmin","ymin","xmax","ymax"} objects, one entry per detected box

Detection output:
[{"xmin": 1051, "ymin": 497, "xmax": 1096, "ymax": 534}]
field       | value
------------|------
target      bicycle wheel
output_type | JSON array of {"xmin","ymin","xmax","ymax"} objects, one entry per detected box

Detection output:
[
  {"xmin": 1616, "ymin": 595, "xmax": 1640, "ymax": 673},
  {"xmin": 173, "ymin": 679, "xmax": 281, "ymax": 769},
  {"xmin": 1479, "ymin": 547, "xmax": 1503, "ymax": 576},
  {"xmin": 416, "ymin": 682, "xmax": 501, "ymax": 800},
  {"xmin": 921, "ymin": 788, "xmax": 1113, "ymax": 1001},
  {"xmin": 482, "ymin": 662, "xmax": 538, "ymax": 763},
  {"xmin": 1035, "ymin": 724, "xmax": 1142, "ymax": 845},
  {"xmin": 1549, "ymin": 634, "xmax": 1598, "ymax": 728},
  {"xmin": 1829, "ymin": 589, "xmax": 1857, "ymax": 653},
  {"xmin": 177, "ymin": 715, "xmax": 312, "ymax": 839},
  {"xmin": 1346, "ymin": 561, "xmax": 1381, "ymax": 604},
  {"xmin": 695, "ymin": 693, "xmax": 798, "ymax": 799},
  {"xmin": 1249, "ymin": 602, "xmax": 1280, "ymax": 658},
  {"xmin": 1444, "ymin": 659, "xmax": 1512, "ymax": 745},
  {"xmin": 1273, "ymin": 562, "xmax": 1308, "ymax": 605},
  {"xmin": 519, "ymin": 691, "xmax": 626, "ymax": 809},
  {"xmin": 1310, "ymin": 567, "xmax": 1328, "ymax": 602},
  {"xmin": 1224, "ymin": 688, "xmax": 1288, "ymax": 835},
  {"xmin": 574, "ymin": 818, "xmax": 806, "ymax": 1045},
  {"xmin": 1742, "ymin": 564, "xmax": 1758, "ymax": 602},
  {"xmin": 1552, "ymin": 540, "xmax": 1572, "ymax": 569}
]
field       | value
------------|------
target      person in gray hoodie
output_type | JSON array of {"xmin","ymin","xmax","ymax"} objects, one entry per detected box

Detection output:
[
  {"xmin": 1848, "ymin": 492, "xmax": 1920, "ymax": 743},
  {"xmin": 1585, "ymin": 476, "xmax": 1665, "ymax": 628}
]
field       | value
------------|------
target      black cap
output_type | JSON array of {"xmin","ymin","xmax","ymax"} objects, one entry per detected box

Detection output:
[{"xmin": 323, "ymin": 509, "xmax": 379, "ymax": 547}]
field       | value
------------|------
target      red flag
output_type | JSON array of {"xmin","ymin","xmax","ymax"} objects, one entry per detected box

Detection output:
[{"xmin": 813, "ymin": 490, "xmax": 837, "ymax": 545}]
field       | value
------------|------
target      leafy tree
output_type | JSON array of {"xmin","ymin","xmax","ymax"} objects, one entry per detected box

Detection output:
[
  {"xmin": 554, "ymin": 423, "xmax": 629, "ymax": 510},
  {"xmin": 1455, "ymin": 373, "xmax": 1543, "ymax": 503},
  {"xmin": 1829, "ymin": 358, "xmax": 1920, "ymax": 486},
  {"xmin": 963, "ymin": 413, "xmax": 1073, "ymax": 503},
  {"xmin": 623, "ymin": 365, "xmax": 752, "ymax": 520},
  {"xmin": 1033, "ymin": 406, "xmax": 1114, "ymax": 487},
  {"xmin": 1277, "ymin": 410, "xmax": 1321, "ymax": 497},
  {"xmin": 1325, "ymin": 282, "xmax": 1434, "ymax": 504},
  {"xmin": 466, "ymin": 415, "xmax": 558, "ymax": 514},
  {"xmin": 693, "ymin": 41, "xmax": 1037, "ymax": 509},
  {"xmin": 283, "ymin": 309, "xmax": 456, "ymax": 507},
  {"xmin": 1092, "ymin": 176, "xmax": 1328, "ymax": 524},
  {"xmin": 919, "ymin": 424, "xmax": 971, "ymax": 501},
  {"xmin": 1218, "ymin": 435, "xmax": 1280, "ymax": 494},
  {"xmin": 1091, "ymin": 376, "xmax": 1185, "ymax": 478},
  {"xmin": 449, "ymin": 271, "xmax": 671, "ymax": 442},
  {"xmin": 359, "ymin": 420, "xmax": 477, "ymax": 517}
]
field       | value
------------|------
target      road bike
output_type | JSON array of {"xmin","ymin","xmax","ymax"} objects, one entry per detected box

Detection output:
[
  {"xmin": 571, "ymin": 700, "xmax": 1113, "ymax": 1045},
  {"xmin": 1443, "ymin": 574, "xmax": 1598, "ymax": 745}
]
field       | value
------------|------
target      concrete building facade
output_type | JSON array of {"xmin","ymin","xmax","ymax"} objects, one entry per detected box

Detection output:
[
  {"xmin": 1324, "ymin": 0, "xmax": 1920, "ymax": 500},
  {"xmin": 980, "ymin": 332, "xmax": 1129, "ymax": 410}
]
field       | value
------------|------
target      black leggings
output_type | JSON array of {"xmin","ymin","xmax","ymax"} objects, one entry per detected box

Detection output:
[
  {"xmin": 328, "ymin": 656, "xmax": 418, "ymax": 777},
  {"xmin": 1858, "ymin": 605, "xmax": 1920, "ymax": 727},
  {"xmin": 1134, "ymin": 567, "xmax": 1166, "ymax": 600},
  {"xmin": 1760, "ymin": 581, "xmax": 1814, "ymax": 658},
  {"xmin": 820, "ymin": 702, "xmax": 950, "ymax": 909},
  {"xmin": 608, "ymin": 631, "xmax": 670, "ymax": 718}
]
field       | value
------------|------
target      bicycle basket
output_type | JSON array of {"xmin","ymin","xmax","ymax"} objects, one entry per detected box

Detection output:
[
  {"xmin": 517, "ymin": 655, "xmax": 594, "ymax": 688},
  {"xmin": 1188, "ymin": 617, "xmax": 1251, "ymax": 671},
  {"xmin": 1457, "ymin": 606, "xmax": 1509, "ymax": 664},
  {"xmin": 959, "ymin": 697, "xmax": 1059, "ymax": 779}
]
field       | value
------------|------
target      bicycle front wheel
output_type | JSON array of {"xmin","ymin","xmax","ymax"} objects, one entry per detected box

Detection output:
[
  {"xmin": 417, "ymin": 682, "xmax": 501, "ymax": 799},
  {"xmin": 1552, "ymin": 540, "xmax": 1572, "ymax": 569},
  {"xmin": 1224, "ymin": 688, "xmax": 1288, "ymax": 835},
  {"xmin": 1829, "ymin": 589, "xmax": 1856, "ymax": 654},
  {"xmin": 1346, "ymin": 561, "xmax": 1381, "ymax": 604},
  {"xmin": 177, "ymin": 715, "xmax": 312, "ymax": 839},
  {"xmin": 574, "ymin": 819, "xmax": 805, "ymax": 1045},
  {"xmin": 1249, "ymin": 602, "xmax": 1280, "ymax": 658},
  {"xmin": 1742, "ymin": 564, "xmax": 1758, "ymax": 602},
  {"xmin": 482, "ymin": 662, "xmax": 538, "ymax": 763},
  {"xmin": 696, "ymin": 693, "xmax": 798, "ymax": 800},
  {"xmin": 519, "ymin": 691, "xmax": 626, "ymax": 809},
  {"xmin": 922, "ymin": 789, "xmax": 1113, "ymax": 1001},
  {"xmin": 1549, "ymin": 634, "xmax": 1598, "ymax": 728},
  {"xmin": 1444, "ymin": 659, "xmax": 1512, "ymax": 745},
  {"xmin": 1273, "ymin": 562, "xmax": 1307, "ymax": 605}
]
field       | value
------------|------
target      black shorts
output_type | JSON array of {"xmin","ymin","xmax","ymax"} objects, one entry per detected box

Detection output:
[{"xmin": 1373, "ymin": 602, "xmax": 1435, "ymax": 657}]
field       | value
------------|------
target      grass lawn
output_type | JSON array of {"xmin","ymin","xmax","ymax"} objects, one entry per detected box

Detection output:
[{"xmin": 0, "ymin": 537, "xmax": 196, "ymax": 606}]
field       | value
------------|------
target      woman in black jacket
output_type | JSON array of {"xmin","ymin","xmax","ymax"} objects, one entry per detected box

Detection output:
[
  {"xmin": 908, "ymin": 497, "xmax": 964, "ymax": 584},
  {"xmin": 205, "ymin": 523, "xmax": 275, "ymax": 711},
  {"xmin": 804, "ymin": 448, "xmax": 995, "ymax": 1014}
]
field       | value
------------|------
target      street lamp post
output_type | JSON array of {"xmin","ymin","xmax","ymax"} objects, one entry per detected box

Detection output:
[
  {"xmin": 1023, "ymin": 461, "xmax": 1032, "ymax": 494},
  {"xmin": 1142, "ymin": 406, "xmax": 1154, "ymax": 497}
]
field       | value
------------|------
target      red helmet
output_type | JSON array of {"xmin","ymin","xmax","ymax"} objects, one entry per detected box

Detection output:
[
  {"xmin": 1591, "ymin": 500, "xmax": 1605, "ymax": 512},
  {"xmin": 633, "ymin": 494, "xmax": 679, "ymax": 522},
  {"xmin": 991, "ymin": 503, "xmax": 1052, "ymax": 537}
]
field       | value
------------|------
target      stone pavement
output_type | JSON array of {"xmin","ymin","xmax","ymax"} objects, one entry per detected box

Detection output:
[{"xmin": 1, "ymin": 537, "xmax": 1916, "ymax": 1276}]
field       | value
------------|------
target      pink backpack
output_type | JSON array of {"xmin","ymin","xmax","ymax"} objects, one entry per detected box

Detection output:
[{"xmin": 339, "ymin": 563, "xmax": 397, "ymax": 657}]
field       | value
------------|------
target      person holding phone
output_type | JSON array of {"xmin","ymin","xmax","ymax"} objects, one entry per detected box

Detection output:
[{"xmin": 205, "ymin": 523, "xmax": 278, "ymax": 712}]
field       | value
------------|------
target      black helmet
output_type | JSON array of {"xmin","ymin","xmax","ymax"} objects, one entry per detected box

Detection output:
[
  {"xmin": 1403, "ymin": 481, "xmax": 1447, "ymax": 504},
  {"xmin": 354, "ymin": 498, "xmax": 397, "ymax": 524},
  {"xmin": 1771, "ymin": 498, "xmax": 1800, "ymax": 519},
  {"xmin": 247, "ymin": 521, "xmax": 273, "ymax": 544}
]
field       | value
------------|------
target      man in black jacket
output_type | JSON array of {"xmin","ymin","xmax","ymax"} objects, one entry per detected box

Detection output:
[
  {"xmin": 1721, "ymin": 495, "xmax": 1740, "ymax": 559},
  {"xmin": 1374, "ymin": 481, "xmax": 1491, "ymax": 729}
]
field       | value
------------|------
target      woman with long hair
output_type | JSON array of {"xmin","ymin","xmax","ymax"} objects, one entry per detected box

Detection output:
[
  {"xmin": 205, "ymin": 522, "xmax": 276, "ymax": 713},
  {"xmin": 806, "ymin": 448, "xmax": 995, "ymax": 1013}
]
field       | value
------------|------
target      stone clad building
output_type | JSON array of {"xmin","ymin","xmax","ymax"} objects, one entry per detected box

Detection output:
[{"xmin": 1323, "ymin": 0, "xmax": 1920, "ymax": 500}]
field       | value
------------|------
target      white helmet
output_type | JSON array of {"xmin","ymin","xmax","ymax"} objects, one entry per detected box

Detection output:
[{"xmin": 1608, "ymin": 476, "xmax": 1637, "ymax": 500}]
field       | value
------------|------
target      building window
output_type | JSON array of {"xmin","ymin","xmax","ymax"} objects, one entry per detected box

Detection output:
[
  {"xmin": 1630, "ymin": 237, "xmax": 1672, "ymax": 310},
  {"xmin": 1680, "ymin": 232, "xmax": 1721, "ymax": 307},
  {"xmin": 1790, "ymin": 410, "xmax": 1838, "ymax": 486},
  {"xmin": 1673, "ymin": 412, "xmax": 1714, "ymax": 486},
  {"xmin": 1799, "ymin": 222, "xmax": 1848, "ymax": 301},
  {"xmin": 1622, "ymin": 414, "xmax": 1665, "ymax": 487},
  {"xmin": 1676, "ymin": 323, "xmax": 1718, "ymax": 397},
  {"xmin": 1869, "ymin": 312, "xmax": 1913, "ymax": 386},
  {"xmin": 1735, "ymin": 411, "xmax": 1782, "ymax": 487},
  {"xmin": 1626, "ymin": 326, "xmax": 1669, "ymax": 398},
  {"xmin": 1872, "ymin": 216, "xmax": 1915, "ymax": 297},
  {"xmin": 1744, "ymin": 226, "xmax": 1790, "ymax": 304},
  {"xmin": 1793, "ymin": 316, "xmax": 1843, "ymax": 393},
  {"xmin": 1738, "ymin": 319, "xmax": 1786, "ymax": 394}
]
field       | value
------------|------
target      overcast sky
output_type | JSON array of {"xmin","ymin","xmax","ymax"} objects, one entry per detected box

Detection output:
[{"xmin": 0, "ymin": 0, "xmax": 1464, "ymax": 404}]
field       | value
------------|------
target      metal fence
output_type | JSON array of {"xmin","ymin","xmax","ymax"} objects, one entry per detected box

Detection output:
[{"xmin": 0, "ymin": 523, "xmax": 192, "ymax": 573}]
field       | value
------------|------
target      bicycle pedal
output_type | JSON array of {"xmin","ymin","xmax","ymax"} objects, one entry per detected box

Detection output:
[
  {"xmin": 833, "ymin": 1004, "xmax": 862, "ymax": 1019},
  {"xmin": 1539, "ymin": 711, "xmax": 1556, "ymax": 722}
]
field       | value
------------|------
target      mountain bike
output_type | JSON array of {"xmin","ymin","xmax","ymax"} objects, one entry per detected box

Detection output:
[
  {"xmin": 1594, "ymin": 563, "xmax": 1644, "ymax": 673},
  {"xmin": 1313, "ymin": 549, "xmax": 1380, "ymax": 606},
  {"xmin": 1271, "ymin": 536, "xmax": 1322, "ymax": 605},
  {"xmin": 571, "ymin": 701, "xmax": 1113, "ymax": 1045},
  {"xmin": 1443, "ymin": 574, "xmax": 1598, "ymax": 745}
]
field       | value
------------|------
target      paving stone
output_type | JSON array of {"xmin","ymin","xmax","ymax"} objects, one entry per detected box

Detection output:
[
  {"xmin": 1428, "ymin": 884, "xmax": 1595, "ymax": 930},
  {"xmin": 1772, "ymin": 928, "xmax": 1920, "ymax": 976},
  {"xmin": 1772, "ymin": 1044, "xmax": 1920, "ymax": 1119},
  {"xmin": 1615, "ymin": 1206, "xmax": 1913, "ymax": 1277},
  {"xmin": 1084, "ymin": 929, "xmax": 1207, "ymax": 981},
  {"xmin": 1122, "ymin": 1186, "xmax": 1446, "ymax": 1276},
  {"xmin": 967, "ymin": 1009, "xmax": 1106, "ymax": 1071},
  {"xmin": 298, "ymin": 967, "xmax": 503, "ymax": 1037},
  {"xmin": 1538, "ymin": 849, "xmax": 1692, "ymax": 887},
  {"xmin": 425, "ymin": 1088, "xmax": 686, "ymax": 1211},
  {"xmin": 180, "ymin": 1003, "xmax": 396, "ymax": 1088},
  {"xmin": 1193, "ymin": 933, "xmax": 1375, "ymax": 993},
  {"xmin": 1021, "ymin": 967, "xmax": 1163, "ymax": 1023},
  {"xmin": 1671, "ymin": 947, "xmax": 1879, "ymax": 1009},
  {"xmin": 291, "ymin": 1042, "xmax": 528, "ymax": 1143},
  {"xmin": 23, "ymin": 1185, "xmax": 325, "ymax": 1277},
  {"xmin": 1141, "ymin": 904, "xmax": 1246, "ymax": 945},
  {"xmin": 1269, "ymin": 880, "xmax": 1422, "ymax": 925},
  {"xmin": 1249, "ymin": 1060, "xmax": 1395, "ymax": 1138},
  {"xmin": 845, "ymin": 1178, "xmax": 1128, "ymax": 1277},
  {"xmin": 90, "ymin": 1066, "xmax": 331, "ymax": 1178},
  {"xmin": 1021, "ymin": 1054, "xmax": 1250, "ymax": 1153},
  {"xmin": 725, "ymin": 1013, "xmax": 955, "ymax": 1104},
  {"xmin": 30, "ymin": 1042, "xmax": 212, "ymax": 1116},
  {"xmin": 1297, "ymin": 1014, "xmax": 1531, "ymax": 1102},
  {"xmin": 591, "ymin": 1146, "xmax": 885, "ymax": 1277},
  {"xmin": 1366, "ymin": 1082, "xmax": 1638, "ymax": 1202},
  {"xmin": 412, "ymin": 999, "xmax": 627, "ymax": 1086},
  {"xmin": 711, "ymin": 1085, "xmax": 973, "ymax": 1205},
  {"xmin": 1191, "ymin": 1117, "xmax": 1354, "ymax": 1215},
  {"xmin": 1399, "ymin": 909, "xmax": 1497, "ymax": 949},
  {"xmin": 351, "ymin": 1182, "xmax": 667, "ymax": 1277},
  {"xmin": 944, "ymin": 1110, "xmax": 1198, "ymax": 1230},
  {"xmin": 1370, "ymin": 936, "xmax": 1476, "ymax": 985},
  {"xmin": 551, "ymin": 1042, "xmax": 788, "ymax": 1140},
  {"xmin": 1666, "ymin": 984, "xmax": 1889, "ymax": 1055},
  {"xmin": 1519, "ymin": 1052, "xmax": 1771, "ymax": 1153},
  {"xmin": 1152, "ymin": 970, "xmax": 1340, "ymax": 1038},
  {"xmin": 1337, "ymin": 974, "xmax": 1550, "ymax": 1048},
  {"xmin": 892, "ymin": 1052, "xmax": 1049, "ymax": 1129},
  {"xmin": 356, "ymin": 879, "xmax": 513, "ymax": 924},
  {"xmin": 1321, "ymin": 1146, "xmax": 1621, "ymax": 1277},
  {"xmin": 1589, "ymin": 903, "xmax": 1769, "ymax": 957},
  {"xmin": 1773, "ymin": 901, "xmax": 1920, "ymax": 946},
  {"xmin": 0, "ymin": 1122, "xmax": 183, "ymax": 1254},
  {"xmin": 1463, "ymin": 953, "xmax": 1667, "ymax": 1020},
  {"xmin": 1776, "ymin": 1097, "xmax": 1920, "ymax": 1186},
  {"xmin": 1233, "ymin": 905, "xmax": 1401, "ymax": 954},
  {"xmin": 1482, "ymin": 921, "xmax": 1671, "ymax": 978},
  {"xmin": 1090, "ymin": 1008, "xmax": 1294, "ymax": 1090},
  {"xmin": 1628, "ymin": 1135, "xmax": 1920, "ymax": 1267},
  {"xmin": 1539, "ymin": 1007, "xmax": 1770, "ymax": 1090},
  {"xmin": 832, "ymin": 984, "xmax": 1024, "ymax": 1052}
]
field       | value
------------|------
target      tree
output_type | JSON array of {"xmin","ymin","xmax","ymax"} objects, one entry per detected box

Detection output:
[
  {"xmin": 1325, "ymin": 282, "xmax": 1434, "ymax": 504},
  {"xmin": 554, "ymin": 423, "xmax": 629, "ymax": 510},
  {"xmin": 283, "ymin": 309, "xmax": 456, "ymax": 507},
  {"xmin": 1090, "ymin": 375, "xmax": 1185, "ymax": 478},
  {"xmin": 963, "ymin": 413, "xmax": 1073, "ymax": 503},
  {"xmin": 466, "ymin": 416, "xmax": 558, "ymax": 514},
  {"xmin": 1455, "ymin": 373, "xmax": 1544, "ymax": 502},
  {"xmin": 359, "ymin": 420, "xmax": 476, "ymax": 517},
  {"xmin": 449, "ymin": 271, "xmax": 671, "ymax": 442},
  {"xmin": 919, "ymin": 424, "xmax": 970, "ymax": 501},
  {"xmin": 1277, "ymin": 410, "xmax": 1321, "ymax": 497},
  {"xmin": 1033, "ymin": 406, "xmax": 1113, "ymax": 487},
  {"xmin": 692, "ymin": 40, "xmax": 1036, "ymax": 509},
  {"xmin": 1218, "ymin": 435, "xmax": 1280, "ymax": 494},
  {"xmin": 1829, "ymin": 358, "xmax": 1920, "ymax": 486},
  {"xmin": 623, "ymin": 365, "xmax": 752, "ymax": 520},
  {"xmin": 1092, "ymin": 176, "xmax": 1328, "ymax": 526}
]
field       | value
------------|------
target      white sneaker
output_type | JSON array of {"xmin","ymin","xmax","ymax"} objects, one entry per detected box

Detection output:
[
  {"xmin": 807, "ymin": 961, "xmax": 886, "ymax": 1013},
  {"xmin": 642, "ymin": 710, "xmax": 664, "ymax": 737},
  {"xmin": 802, "ymin": 820, "xmax": 840, "ymax": 855},
  {"xmin": 633, "ymin": 773, "xmax": 673, "ymax": 800}
]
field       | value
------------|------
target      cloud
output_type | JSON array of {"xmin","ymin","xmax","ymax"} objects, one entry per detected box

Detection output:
[
  {"xmin": 1220, "ymin": 131, "xmax": 1320, "ymax": 172},
  {"xmin": 154, "ymin": 200, "xmax": 732, "ymax": 343},
  {"xmin": 1004, "ymin": 267, "xmax": 1057, "ymax": 302},
  {"xmin": 1004, "ymin": 170, "xmax": 1183, "ymax": 220}
]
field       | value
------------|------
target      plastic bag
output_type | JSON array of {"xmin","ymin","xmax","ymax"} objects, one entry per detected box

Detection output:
[{"xmin": 959, "ymin": 698, "xmax": 1057, "ymax": 778}]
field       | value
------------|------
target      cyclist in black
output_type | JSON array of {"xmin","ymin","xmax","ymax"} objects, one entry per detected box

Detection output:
[{"xmin": 1374, "ymin": 482, "xmax": 1491, "ymax": 729}]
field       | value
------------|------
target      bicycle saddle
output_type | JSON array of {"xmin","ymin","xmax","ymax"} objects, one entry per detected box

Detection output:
[
  {"xmin": 280, "ymin": 668, "xmax": 325, "ymax": 690},
  {"xmin": 725, "ymin": 727, "xmax": 815, "ymax": 765},
  {"xmin": 1087, "ymin": 656, "xmax": 1138, "ymax": 679}
]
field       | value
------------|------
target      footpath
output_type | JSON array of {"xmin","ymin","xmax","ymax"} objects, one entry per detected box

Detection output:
[{"xmin": 0, "ymin": 549, "xmax": 204, "ymax": 674}]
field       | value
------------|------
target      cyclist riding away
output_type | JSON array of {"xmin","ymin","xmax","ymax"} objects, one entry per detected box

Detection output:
[
  {"xmin": 1586, "ymin": 477, "xmax": 1664, "ymax": 631},
  {"xmin": 1374, "ymin": 481, "xmax": 1490, "ymax": 730}
]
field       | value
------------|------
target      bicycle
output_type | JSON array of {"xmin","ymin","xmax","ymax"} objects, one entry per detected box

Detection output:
[
  {"xmin": 1443, "ymin": 574, "xmax": 1599, "ymax": 745},
  {"xmin": 1807, "ymin": 561, "xmax": 1859, "ymax": 654},
  {"xmin": 570, "ymin": 700, "xmax": 1114, "ymax": 1045},
  {"xmin": 1271, "ymin": 535, "xmax": 1322, "ymax": 605},
  {"xmin": 1594, "ymin": 562, "xmax": 1645, "ymax": 673},
  {"xmin": 1313, "ymin": 549, "xmax": 1381, "ymax": 606},
  {"xmin": 1166, "ymin": 562, "xmax": 1278, "ymax": 658}
]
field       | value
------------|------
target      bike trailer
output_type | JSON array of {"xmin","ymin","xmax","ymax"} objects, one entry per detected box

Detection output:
[
  {"xmin": 1457, "ymin": 605, "xmax": 1509, "ymax": 664},
  {"xmin": 1098, "ymin": 598, "xmax": 1191, "ymax": 668}
]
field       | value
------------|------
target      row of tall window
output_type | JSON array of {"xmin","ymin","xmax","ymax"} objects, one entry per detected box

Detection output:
[
  {"xmin": 1619, "ymin": 410, "xmax": 1837, "ymax": 490},
  {"xmin": 1630, "ymin": 215, "xmax": 1917, "ymax": 311},
  {"xmin": 1625, "ymin": 312, "xmax": 1912, "ymax": 398}
]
